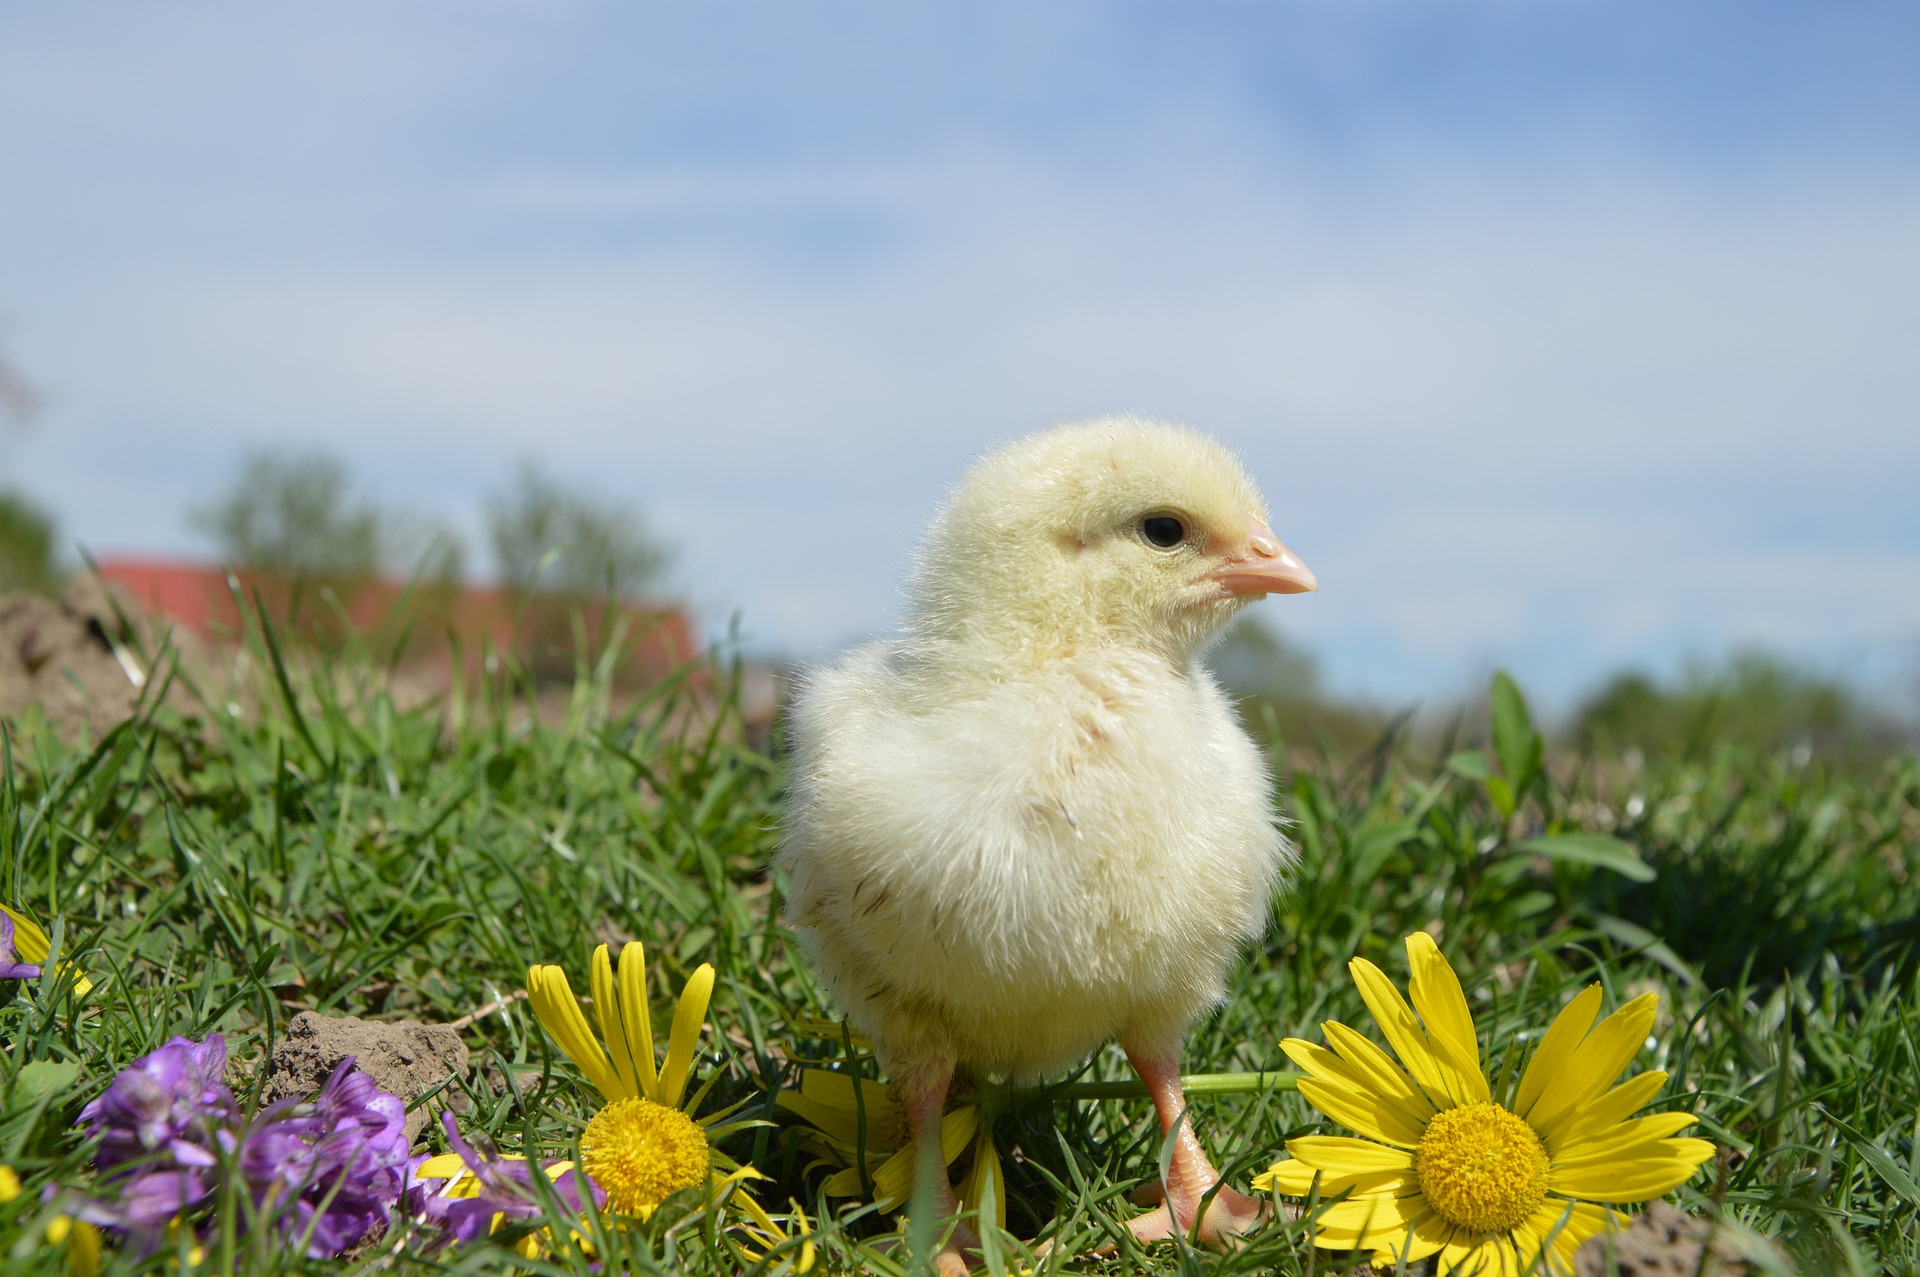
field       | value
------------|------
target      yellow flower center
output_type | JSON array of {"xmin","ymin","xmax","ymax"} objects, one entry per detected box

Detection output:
[
  {"xmin": 1414, "ymin": 1101, "xmax": 1550, "ymax": 1235},
  {"xmin": 578, "ymin": 1098, "xmax": 710, "ymax": 1216}
]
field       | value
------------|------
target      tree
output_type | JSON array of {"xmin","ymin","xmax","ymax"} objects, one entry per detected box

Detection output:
[
  {"xmin": 0, "ymin": 488, "xmax": 58, "ymax": 594},
  {"xmin": 191, "ymin": 450, "xmax": 384, "ymax": 579},
  {"xmin": 485, "ymin": 462, "xmax": 668, "ymax": 601},
  {"xmin": 0, "ymin": 343, "xmax": 58, "ymax": 593},
  {"xmin": 1574, "ymin": 649, "xmax": 1897, "ymax": 758}
]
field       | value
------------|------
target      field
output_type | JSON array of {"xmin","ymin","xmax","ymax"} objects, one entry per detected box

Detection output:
[{"xmin": 3, "ymin": 620, "xmax": 1918, "ymax": 1275}]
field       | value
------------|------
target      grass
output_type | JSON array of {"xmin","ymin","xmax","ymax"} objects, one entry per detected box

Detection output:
[{"xmin": 2, "ymin": 615, "xmax": 1917, "ymax": 1275}]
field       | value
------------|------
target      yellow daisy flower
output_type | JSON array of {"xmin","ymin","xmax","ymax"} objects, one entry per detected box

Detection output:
[
  {"xmin": 2, "ymin": 903, "xmax": 94, "ymax": 997},
  {"xmin": 1255, "ymin": 933, "xmax": 1715, "ymax": 1275},
  {"xmin": 776, "ymin": 1068, "xmax": 1005, "ymax": 1229},
  {"xmin": 526, "ymin": 941, "xmax": 760, "ymax": 1220}
]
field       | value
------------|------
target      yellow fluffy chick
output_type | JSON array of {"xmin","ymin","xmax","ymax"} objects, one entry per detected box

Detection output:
[{"xmin": 779, "ymin": 417, "xmax": 1316, "ymax": 1269}]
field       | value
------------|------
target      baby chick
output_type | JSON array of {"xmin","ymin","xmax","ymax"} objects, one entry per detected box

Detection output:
[{"xmin": 779, "ymin": 417, "xmax": 1315, "ymax": 1269}]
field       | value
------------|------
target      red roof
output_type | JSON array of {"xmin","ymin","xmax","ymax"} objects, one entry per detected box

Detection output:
[{"xmin": 95, "ymin": 557, "xmax": 699, "ymax": 687}]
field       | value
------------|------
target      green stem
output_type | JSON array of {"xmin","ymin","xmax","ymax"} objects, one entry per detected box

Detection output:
[{"xmin": 1012, "ymin": 1070, "xmax": 1300, "ymax": 1104}]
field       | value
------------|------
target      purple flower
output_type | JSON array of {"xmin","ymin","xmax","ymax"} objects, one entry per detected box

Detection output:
[
  {"xmin": 74, "ymin": 1036, "xmax": 413, "ymax": 1257},
  {"xmin": 241, "ymin": 1056, "xmax": 411, "ymax": 1256},
  {"xmin": 1, "ymin": 910, "xmax": 43, "ymax": 980},
  {"xmin": 80, "ymin": 1035, "xmax": 235, "ymax": 1177},
  {"xmin": 405, "ymin": 1112, "xmax": 603, "ymax": 1249},
  {"xmin": 75, "ymin": 1034, "xmax": 236, "ymax": 1238}
]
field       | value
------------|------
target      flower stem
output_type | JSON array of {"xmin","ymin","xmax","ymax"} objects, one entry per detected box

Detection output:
[{"xmin": 1012, "ymin": 1071, "xmax": 1300, "ymax": 1104}]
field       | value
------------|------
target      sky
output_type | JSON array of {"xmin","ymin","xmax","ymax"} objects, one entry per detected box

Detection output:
[{"xmin": 2, "ymin": 1, "xmax": 1917, "ymax": 713}]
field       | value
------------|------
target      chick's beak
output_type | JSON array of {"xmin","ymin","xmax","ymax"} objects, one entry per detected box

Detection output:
[{"xmin": 1210, "ymin": 519, "xmax": 1318, "ymax": 596}]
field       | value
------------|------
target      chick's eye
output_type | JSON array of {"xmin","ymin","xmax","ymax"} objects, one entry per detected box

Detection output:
[{"xmin": 1141, "ymin": 516, "xmax": 1186, "ymax": 549}]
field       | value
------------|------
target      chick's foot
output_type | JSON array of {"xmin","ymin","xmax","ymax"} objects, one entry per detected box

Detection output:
[
  {"xmin": 1114, "ymin": 1043, "xmax": 1270, "ymax": 1248},
  {"xmin": 897, "ymin": 1063, "xmax": 983, "ymax": 1276},
  {"xmin": 1121, "ymin": 1179, "xmax": 1267, "ymax": 1248},
  {"xmin": 929, "ymin": 1221, "xmax": 982, "ymax": 1277}
]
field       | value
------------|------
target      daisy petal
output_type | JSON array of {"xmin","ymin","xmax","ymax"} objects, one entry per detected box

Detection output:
[
  {"xmin": 0, "ymin": 905, "xmax": 48, "ymax": 963},
  {"xmin": 1253, "ymin": 1159, "xmax": 1314, "ymax": 1194},
  {"xmin": 1513, "ymin": 984, "xmax": 1603, "ymax": 1120},
  {"xmin": 1541, "ymin": 1201, "xmax": 1629, "ymax": 1272},
  {"xmin": 1311, "ymin": 1190, "xmax": 1427, "ymax": 1245},
  {"xmin": 1286, "ymin": 1036, "xmax": 1432, "ymax": 1144},
  {"xmin": 527, "ymin": 963, "xmax": 624, "ymax": 1100},
  {"xmin": 1549, "ymin": 1112, "xmax": 1700, "ymax": 1169},
  {"xmin": 1286, "ymin": 1135, "xmax": 1418, "ymax": 1175},
  {"xmin": 1350, "ymin": 956, "xmax": 1461, "ymax": 1110},
  {"xmin": 1527, "ymin": 993, "xmax": 1658, "ymax": 1133},
  {"xmin": 1548, "ymin": 1140, "xmax": 1715, "ymax": 1200},
  {"xmin": 617, "ymin": 942, "xmax": 660, "ymax": 1096},
  {"xmin": 591, "ymin": 945, "xmax": 642, "ymax": 1099},
  {"xmin": 1253, "ymin": 1160, "xmax": 1335, "ymax": 1196},
  {"xmin": 1406, "ymin": 933, "xmax": 1489, "ymax": 1103},
  {"xmin": 1298, "ymin": 1076, "xmax": 1429, "ymax": 1148},
  {"xmin": 821, "ymin": 1163, "xmax": 876, "ymax": 1198},
  {"xmin": 1541, "ymin": 1071, "xmax": 1667, "ymax": 1155},
  {"xmin": 800, "ymin": 1069, "xmax": 897, "ymax": 1113},
  {"xmin": 1509, "ymin": 1218, "xmax": 1552, "ymax": 1276},
  {"xmin": 1526, "ymin": 1199, "xmax": 1622, "ymax": 1270},
  {"xmin": 1436, "ymin": 1235, "xmax": 1500, "ymax": 1276},
  {"xmin": 955, "ymin": 1115, "xmax": 1007, "ymax": 1231},
  {"xmin": 1254, "ymin": 1159, "xmax": 1418, "ymax": 1199},
  {"xmin": 868, "ymin": 1106, "xmax": 977, "ymax": 1208},
  {"xmin": 413, "ymin": 1152, "xmax": 468, "ymax": 1178},
  {"xmin": 776, "ymin": 1090, "xmax": 893, "ymax": 1153},
  {"xmin": 1374, "ymin": 1212, "xmax": 1454, "ymax": 1267},
  {"xmin": 1322, "ymin": 1022, "xmax": 1438, "ymax": 1121},
  {"xmin": 660, "ymin": 963, "xmax": 715, "ymax": 1109}
]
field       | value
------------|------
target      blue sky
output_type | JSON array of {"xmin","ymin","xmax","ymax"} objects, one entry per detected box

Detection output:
[{"xmin": 2, "ymin": 2, "xmax": 1917, "ymax": 711}]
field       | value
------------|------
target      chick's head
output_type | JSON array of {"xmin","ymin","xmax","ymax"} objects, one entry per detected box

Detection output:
[{"xmin": 911, "ymin": 417, "xmax": 1315, "ymax": 665}]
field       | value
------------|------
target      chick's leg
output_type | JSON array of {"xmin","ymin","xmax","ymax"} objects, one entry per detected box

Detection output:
[
  {"xmin": 1119, "ymin": 1044, "xmax": 1267, "ymax": 1247},
  {"xmin": 898, "ymin": 1063, "xmax": 978, "ymax": 1277}
]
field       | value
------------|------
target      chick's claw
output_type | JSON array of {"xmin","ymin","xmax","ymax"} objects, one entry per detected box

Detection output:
[
  {"xmin": 919, "ymin": 1220, "xmax": 980, "ymax": 1277},
  {"xmin": 1122, "ymin": 1180, "xmax": 1268, "ymax": 1249}
]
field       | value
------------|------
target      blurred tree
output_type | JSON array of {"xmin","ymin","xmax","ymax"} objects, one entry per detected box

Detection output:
[
  {"xmin": 189, "ymin": 448, "xmax": 466, "ymax": 655},
  {"xmin": 0, "ymin": 488, "xmax": 58, "ymax": 594},
  {"xmin": 486, "ymin": 462, "xmax": 668, "ymax": 601},
  {"xmin": 192, "ymin": 450, "xmax": 383, "ymax": 579},
  {"xmin": 0, "ymin": 342, "xmax": 58, "ymax": 594},
  {"xmin": 1208, "ymin": 616, "xmax": 1322, "ymax": 703},
  {"xmin": 1574, "ymin": 649, "xmax": 1898, "ymax": 758}
]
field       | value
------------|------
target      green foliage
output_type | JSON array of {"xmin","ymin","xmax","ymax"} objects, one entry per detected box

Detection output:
[
  {"xmin": 191, "ymin": 450, "xmax": 385, "ymax": 580},
  {"xmin": 189, "ymin": 448, "xmax": 465, "ymax": 586},
  {"xmin": 1, "ymin": 638, "xmax": 1916, "ymax": 1273},
  {"xmin": 1575, "ymin": 650, "xmax": 1903, "ymax": 761},
  {"xmin": 487, "ymin": 462, "xmax": 669, "ymax": 601},
  {"xmin": 0, "ymin": 489, "xmax": 59, "ymax": 594}
]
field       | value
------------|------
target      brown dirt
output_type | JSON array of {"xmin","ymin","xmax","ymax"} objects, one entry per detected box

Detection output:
[
  {"xmin": 263, "ymin": 1011, "xmax": 470, "ymax": 1146},
  {"xmin": 1575, "ymin": 1202, "xmax": 1783, "ymax": 1275},
  {"xmin": 0, "ymin": 576, "xmax": 216, "ymax": 742}
]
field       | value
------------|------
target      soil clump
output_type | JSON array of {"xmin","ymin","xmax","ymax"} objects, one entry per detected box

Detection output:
[
  {"xmin": 264, "ymin": 1011, "xmax": 469, "ymax": 1145},
  {"xmin": 0, "ymin": 577, "xmax": 210, "ymax": 741},
  {"xmin": 1576, "ymin": 1202, "xmax": 1780, "ymax": 1275}
]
